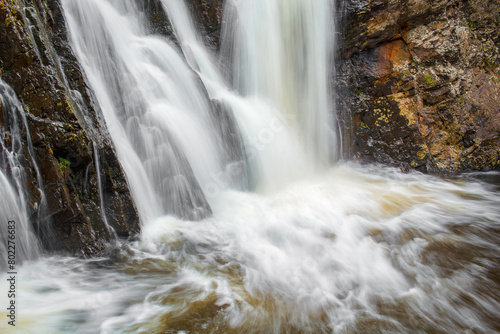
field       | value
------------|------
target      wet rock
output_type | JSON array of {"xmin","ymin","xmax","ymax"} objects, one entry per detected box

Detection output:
[
  {"xmin": 339, "ymin": 0, "xmax": 500, "ymax": 172},
  {"xmin": 0, "ymin": 0, "xmax": 140, "ymax": 255},
  {"xmin": 187, "ymin": 0, "xmax": 224, "ymax": 50},
  {"xmin": 135, "ymin": 0, "xmax": 177, "ymax": 41}
]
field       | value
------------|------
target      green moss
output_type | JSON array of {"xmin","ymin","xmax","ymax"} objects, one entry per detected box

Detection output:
[
  {"xmin": 467, "ymin": 20, "xmax": 477, "ymax": 30},
  {"xmin": 58, "ymin": 157, "xmax": 70, "ymax": 171},
  {"xmin": 424, "ymin": 75, "xmax": 437, "ymax": 85},
  {"xmin": 484, "ymin": 55, "xmax": 498, "ymax": 70}
]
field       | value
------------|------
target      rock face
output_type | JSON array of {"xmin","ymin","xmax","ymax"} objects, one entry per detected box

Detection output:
[
  {"xmin": 338, "ymin": 0, "xmax": 500, "ymax": 172},
  {"xmin": 187, "ymin": 0, "xmax": 224, "ymax": 50},
  {"xmin": 137, "ymin": 0, "xmax": 176, "ymax": 41},
  {"xmin": 0, "ymin": 0, "xmax": 140, "ymax": 255}
]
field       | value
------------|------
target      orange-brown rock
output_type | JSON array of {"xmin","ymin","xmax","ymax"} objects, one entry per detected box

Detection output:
[{"xmin": 339, "ymin": 0, "xmax": 500, "ymax": 172}]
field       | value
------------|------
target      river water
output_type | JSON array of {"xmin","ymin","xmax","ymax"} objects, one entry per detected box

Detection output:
[
  {"xmin": 2, "ymin": 165, "xmax": 500, "ymax": 333},
  {"xmin": 1, "ymin": 0, "xmax": 500, "ymax": 332}
]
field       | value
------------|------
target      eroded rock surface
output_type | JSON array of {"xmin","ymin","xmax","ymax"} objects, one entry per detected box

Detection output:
[
  {"xmin": 0, "ymin": 0, "xmax": 140, "ymax": 255},
  {"xmin": 187, "ymin": 0, "xmax": 224, "ymax": 50},
  {"xmin": 339, "ymin": 0, "xmax": 500, "ymax": 172}
]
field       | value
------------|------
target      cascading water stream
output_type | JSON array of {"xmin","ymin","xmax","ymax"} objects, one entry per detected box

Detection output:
[
  {"xmin": 161, "ymin": 0, "xmax": 338, "ymax": 193},
  {"xmin": 1, "ymin": 1, "xmax": 500, "ymax": 333},
  {"xmin": 63, "ymin": 0, "xmax": 339, "ymax": 221},
  {"xmin": 62, "ymin": 0, "xmax": 232, "ymax": 222},
  {"xmin": 221, "ymin": 0, "xmax": 338, "ymax": 166},
  {"xmin": 0, "ymin": 80, "xmax": 44, "ymax": 269}
]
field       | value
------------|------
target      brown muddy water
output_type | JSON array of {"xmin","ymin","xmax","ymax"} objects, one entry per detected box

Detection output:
[{"xmin": 2, "ymin": 164, "xmax": 500, "ymax": 334}]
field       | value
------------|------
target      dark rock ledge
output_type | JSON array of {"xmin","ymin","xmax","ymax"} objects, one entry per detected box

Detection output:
[{"xmin": 0, "ymin": 0, "xmax": 140, "ymax": 255}]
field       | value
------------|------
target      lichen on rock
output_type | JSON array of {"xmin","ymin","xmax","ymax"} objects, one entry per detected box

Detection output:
[{"xmin": 338, "ymin": 0, "xmax": 500, "ymax": 173}]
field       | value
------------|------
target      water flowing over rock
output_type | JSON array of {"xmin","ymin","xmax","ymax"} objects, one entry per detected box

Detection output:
[
  {"xmin": 1, "ymin": 1, "xmax": 500, "ymax": 333},
  {"xmin": 61, "ymin": 0, "xmax": 230, "ymax": 223},
  {"xmin": 0, "ymin": 0, "xmax": 498, "ymax": 256},
  {"xmin": 0, "ymin": 0, "xmax": 140, "ymax": 255}
]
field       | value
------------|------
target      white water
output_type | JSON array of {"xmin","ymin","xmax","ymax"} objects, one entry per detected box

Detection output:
[
  {"xmin": 2, "ymin": 164, "xmax": 500, "ymax": 333},
  {"xmin": 0, "ymin": 172, "xmax": 40, "ymax": 271},
  {"xmin": 63, "ymin": 0, "xmax": 339, "ymax": 219},
  {"xmin": 2, "ymin": 0, "xmax": 500, "ymax": 333},
  {"xmin": 160, "ymin": 0, "xmax": 337, "ymax": 193},
  {"xmin": 221, "ymin": 0, "xmax": 337, "ymax": 167},
  {"xmin": 62, "ymin": 0, "xmax": 227, "ymax": 221},
  {"xmin": 0, "ymin": 81, "xmax": 44, "ymax": 270}
]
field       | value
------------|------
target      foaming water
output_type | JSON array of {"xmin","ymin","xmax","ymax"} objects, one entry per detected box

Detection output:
[
  {"xmin": 6, "ymin": 0, "xmax": 499, "ymax": 333},
  {"xmin": 3, "ymin": 164, "xmax": 500, "ymax": 333}
]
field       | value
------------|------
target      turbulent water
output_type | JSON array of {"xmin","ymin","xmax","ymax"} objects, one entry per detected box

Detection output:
[
  {"xmin": 2, "ymin": 0, "xmax": 500, "ymax": 333},
  {"xmin": 1, "ymin": 165, "xmax": 500, "ymax": 333}
]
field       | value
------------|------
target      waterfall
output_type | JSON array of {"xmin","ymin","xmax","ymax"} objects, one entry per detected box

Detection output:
[
  {"xmin": 3, "ymin": 1, "xmax": 500, "ymax": 333},
  {"xmin": 0, "ymin": 80, "xmax": 44, "ymax": 270},
  {"xmin": 163, "ymin": 0, "xmax": 338, "ymax": 193},
  {"xmin": 62, "ymin": 0, "xmax": 230, "ymax": 222},
  {"xmin": 221, "ymin": 0, "xmax": 338, "ymax": 166},
  {"xmin": 63, "ymin": 0, "xmax": 339, "ymax": 221}
]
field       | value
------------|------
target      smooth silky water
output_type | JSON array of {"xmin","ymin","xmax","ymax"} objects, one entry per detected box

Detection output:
[
  {"xmin": 1, "ymin": 0, "xmax": 500, "ymax": 333},
  {"xmin": 1, "ymin": 165, "xmax": 500, "ymax": 333}
]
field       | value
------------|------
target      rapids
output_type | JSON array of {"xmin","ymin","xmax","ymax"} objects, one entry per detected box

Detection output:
[{"xmin": 1, "ymin": 165, "xmax": 500, "ymax": 333}]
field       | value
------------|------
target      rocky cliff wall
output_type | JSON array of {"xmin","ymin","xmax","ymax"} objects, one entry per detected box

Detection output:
[
  {"xmin": 0, "ymin": 0, "xmax": 140, "ymax": 255},
  {"xmin": 338, "ymin": 0, "xmax": 500, "ymax": 172}
]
